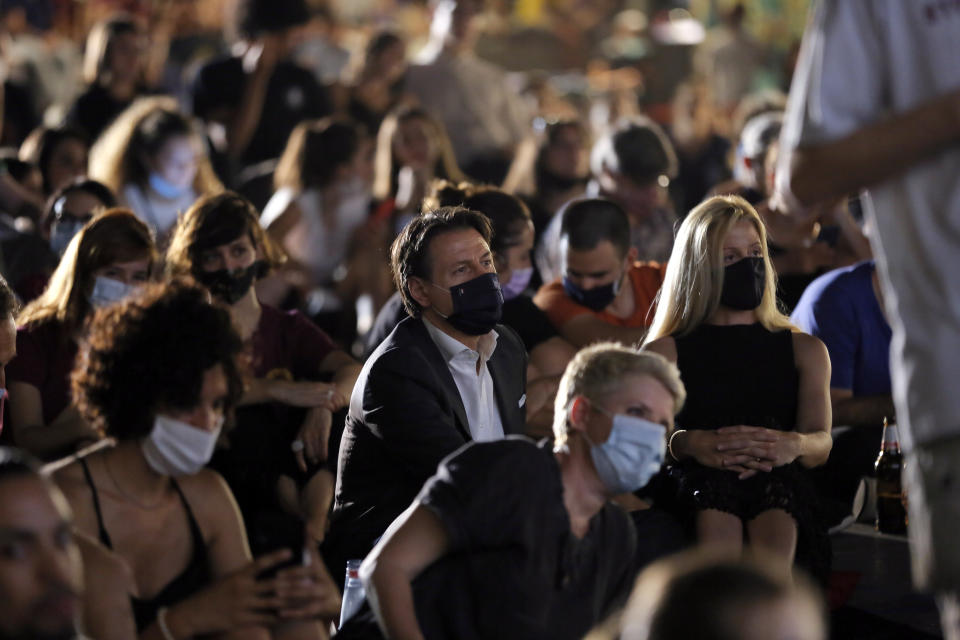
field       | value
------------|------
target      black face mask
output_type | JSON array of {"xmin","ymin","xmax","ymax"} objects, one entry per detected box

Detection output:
[
  {"xmin": 196, "ymin": 261, "xmax": 264, "ymax": 304},
  {"xmin": 562, "ymin": 272, "xmax": 622, "ymax": 311},
  {"xmin": 720, "ymin": 256, "xmax": 766, "ymax": 310},
  {"xmin": 433, "ymin": 272, "xmax": 504, "ymax": 335}
]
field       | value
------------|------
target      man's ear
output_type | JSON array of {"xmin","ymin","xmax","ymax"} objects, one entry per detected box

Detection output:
[
  {"xmin": 625, "ymin": 246, "xmax": 639, "ymax": 267},
  {"xmin": 408, "ymin": 277, "xmax": 432, "ymax": 311},
  {"xmin": 568, "ymin": 396, "xmax": 591, "ymax": 432}
]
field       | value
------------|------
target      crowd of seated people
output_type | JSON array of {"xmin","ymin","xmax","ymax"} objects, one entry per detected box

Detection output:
[{"xmin": 0, "ymin": 0, "xmax": 913, "ymax": 637}]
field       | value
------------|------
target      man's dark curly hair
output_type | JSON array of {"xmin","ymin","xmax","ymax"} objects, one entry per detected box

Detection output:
[
  {"xmin": 72, "ymin": 280, "xmax": 244, "ymax": 440},
  {"xmin": 390, "ymin": 205, "xmax": 493, "ymax": 317}
]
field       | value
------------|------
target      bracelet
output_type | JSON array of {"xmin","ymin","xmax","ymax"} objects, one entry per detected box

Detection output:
[
  {"xmin": 668, "ymin": 429, "xmax": 687, "ymax": 461},
  {"xmin": 157, "ymin": 607, "xmax": 177, "ymax": 640}
]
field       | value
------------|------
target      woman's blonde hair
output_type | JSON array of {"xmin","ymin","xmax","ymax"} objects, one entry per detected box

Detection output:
[
  {"xmin": 644, "ymin": 195, "xmax": 794, "ymax": 343},
  {"xmin": 18, "ymin": 208, "xmax": 156, "ymax": 332},
  {"xmin": 89, "ymin": 96, "xmax": 223, "ymax": 197},
  {"xmin": 372, "ymin": 106, "xmax": 465, "ymax": 202}
]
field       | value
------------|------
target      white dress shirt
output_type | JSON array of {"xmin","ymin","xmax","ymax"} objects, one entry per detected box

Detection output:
[{"xmin": 423, "ymin": 317, "xmax": 505, "ymax": 442}]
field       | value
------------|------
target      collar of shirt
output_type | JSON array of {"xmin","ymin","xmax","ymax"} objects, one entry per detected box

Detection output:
[{"xmin": 422, "ymin": 316, "xmax": 499, "ymax": 367}]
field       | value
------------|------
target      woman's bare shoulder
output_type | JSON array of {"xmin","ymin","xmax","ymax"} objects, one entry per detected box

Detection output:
[{"xmin": 642, "ymin": 335, "xmax": 678, "ymax": 362}]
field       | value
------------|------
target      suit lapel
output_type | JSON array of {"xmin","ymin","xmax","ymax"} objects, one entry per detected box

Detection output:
[
  {"xmin": 405, "ymin": 317, "xmax": 472, "ymax": 441},
  {"xmin": 488, "ymin": 338, "xmax": 521, "ymax": 435}
]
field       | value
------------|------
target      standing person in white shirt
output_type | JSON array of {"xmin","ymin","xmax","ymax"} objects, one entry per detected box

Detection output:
[
  {"xmin": 775, "ymin": 2, "xmax": 960, "ymax": 636},
  {"xmin": 405, "ymin": 0, "xmax": 532, "ymax": 185}
]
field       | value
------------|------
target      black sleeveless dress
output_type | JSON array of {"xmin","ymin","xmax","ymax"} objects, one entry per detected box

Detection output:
[
  {"xmin": 79, "ymin": 459, "xmax": 211, "ymax": 632},
  {"xmin": 670, "ymin": 323, "xmax": 829, "ymax": 579}
]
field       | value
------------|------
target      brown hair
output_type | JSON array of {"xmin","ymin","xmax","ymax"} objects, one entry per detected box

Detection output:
[
  {"xmin": 73, "ymin": 280, "xmax": 244, "ymax": 441},
  {"xmin": 166, "ymin": 191, "xmax": 284, "ymax": 279},
  {"xmin": 390, "ymin": 206, "xmax": 493, "ymax": 317},
  {"xmin": 18, "ymin": 208, "xmax": 156, "ymax": 332},
  {"xmin": 274, "ymin": 118, "xmax": 365, "ymax": 192}
]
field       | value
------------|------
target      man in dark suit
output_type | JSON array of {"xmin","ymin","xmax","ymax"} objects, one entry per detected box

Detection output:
[{"xmin": 325, "ymin": 206, "xmax": 528, "ymax": 581}]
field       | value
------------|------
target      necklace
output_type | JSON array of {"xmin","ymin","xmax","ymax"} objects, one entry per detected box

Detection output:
[{"xmin": 103, "ymin": 454, "xmax": 168, "ymax": 510}]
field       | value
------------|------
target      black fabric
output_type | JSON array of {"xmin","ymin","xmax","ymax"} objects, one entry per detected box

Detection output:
[
  {"xmin": 668, "ymin": 322, "xmax": 830, "ymax": 582},
  {"xmin": 65, "ymin": 84, "xmax": 135, "ymax": 141},
  {"xmin": 338, "ymin": 438, "xmax": 638, "ymax": 640},
  {"xmin": 325, "ymin": 316, "xmax": 528, "ymax": 588},
  {"xmin": 191, "ymin": 56, "xmax": 332, "ymax": 167},
  {"xmin": 78, "ymin": 459, "xmax": 211, "ymax": 631},
  {"xmin": 365, "ymin": 291, "xmax": 555, "ymax": 358},
  {"xmin": 501, "ymin": 294, "xmax": 559, "ymax": 352}
]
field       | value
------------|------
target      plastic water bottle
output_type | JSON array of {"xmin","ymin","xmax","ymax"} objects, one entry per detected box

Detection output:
[{"xmin": 339, "ymin": 559, "xmax": 365, "ymax": 628}]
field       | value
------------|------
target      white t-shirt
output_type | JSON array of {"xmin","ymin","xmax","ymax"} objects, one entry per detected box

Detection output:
[
  {"xmin": 261, "ymin": 186, "xmax": 370, "ymax": 286},
  {"xmin": 777, "ymin": 0, "xmax": 960, "ymax": 449}
]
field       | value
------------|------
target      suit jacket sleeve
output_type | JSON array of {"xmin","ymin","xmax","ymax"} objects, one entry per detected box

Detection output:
[{"xmin": 361, "ymin": 351, "xmax": 470, "ymax": 483}]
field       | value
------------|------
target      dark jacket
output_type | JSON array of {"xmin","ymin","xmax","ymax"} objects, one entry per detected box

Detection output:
[{"xmin": 325, "ymin": 316, "xmax": 527, "ymax": 575}]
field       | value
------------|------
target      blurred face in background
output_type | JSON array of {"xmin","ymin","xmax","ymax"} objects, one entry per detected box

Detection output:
[
  {"xmin": 45, "ymin": 139, "xmax": 88, "ymax": 196},
  {"xmin": 106, "ymin": 31, "xmax": 145, "ymax": 85},
  {"xmin": 431, "ymin": 0, "xmax": 481, "ymax": 52},
  {"xmin": 48, "ymin": 190, "xmax": 106, "ymax": 253},
  {"xmin": 150, "ymin": 135, "xmax": 199, "ymax": 193},
  {"xmin": 394, "ymin": 117, "xmax": 436, "ymax": 172},
  {"xmin": 543, "ymin": 125, "xmax": 588, "ymax": 182},
  {"xmin": 371, "ymin": 40, "xmax": 407, "ymax": 85}
]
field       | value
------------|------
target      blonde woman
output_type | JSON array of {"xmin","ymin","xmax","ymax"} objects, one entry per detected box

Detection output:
[
  {"xmin": 372, "ymin": 106, "xmax": 465, "ymax": 233},
  {"xmin": 89, "ymin": 97, "xmax": 222, "ymax": 243},
  {"xmin": 643, "ymin": 195, "xmax": 831, "ymax": 572}
]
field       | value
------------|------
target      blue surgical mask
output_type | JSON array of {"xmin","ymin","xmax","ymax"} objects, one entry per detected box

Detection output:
[
  {"xmin": 586, "ymin": 404, "xmax": 666, "ymax": 494},
  {"xmin": 89, "ymin": 276, "xmax": 137, "ymax": 308},
  {"xmin": 49, "ymin": 219, "xmax": 84, "ymax": 255},
  {"xmin": 148, "ymin": 172, "xmax": 189, "ymax": 200}
]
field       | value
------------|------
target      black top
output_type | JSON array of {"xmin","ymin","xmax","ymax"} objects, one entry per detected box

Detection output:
[
  {"xmin": 412, "ymin": 438, "xmax": 637, "ymax": 639},
  {"xmin": 191, "ymin": 56, "xmax": 332, "ymax": 167},
  {"xmin": 65, "ymin": 84, "xmax": 134, "ymax": 141},
  {"xmin": 79, "ymin": 459, "xmax": 210, "ymax": 632},
  {"xmin": 674, "ymin": 323, "xmax": 798, "ymax": 432},
  {"xmin": 501, "ymin": 294, "xmax": 559, "ymax": 352}
]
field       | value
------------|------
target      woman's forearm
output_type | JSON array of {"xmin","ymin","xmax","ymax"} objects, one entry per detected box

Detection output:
[{"xmin": 796, "ymin": 430, "xmax": 833, "ymax": 468}]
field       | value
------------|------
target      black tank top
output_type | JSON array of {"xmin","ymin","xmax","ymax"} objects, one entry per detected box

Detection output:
[
  {"xmin": 79, "ymin": 458, "xmax": 211, "ymax": 632},
  {"xmin": 674, "ymin": 323, "xmax": 799, "ymax": 432}
]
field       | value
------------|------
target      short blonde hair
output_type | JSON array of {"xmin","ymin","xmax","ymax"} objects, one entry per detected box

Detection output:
[{"xmin": 552, "ymin": 343, "xmax": 686, "ymax": 448}]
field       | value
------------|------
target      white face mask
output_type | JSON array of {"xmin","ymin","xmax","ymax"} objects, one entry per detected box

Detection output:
[
  {"xmin": 89, "ymin": 276, "xmax": 138, "ymax": 308},
  {"xmin": 141, "ymin": 414, "xmax": 223, "ymax": 477}
]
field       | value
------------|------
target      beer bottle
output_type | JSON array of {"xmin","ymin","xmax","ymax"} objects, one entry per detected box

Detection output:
[{"xmin": 875, "ymin": 417, "xmax": 907, "ymax": 534}]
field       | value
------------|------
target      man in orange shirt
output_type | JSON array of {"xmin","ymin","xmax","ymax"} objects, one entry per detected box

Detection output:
[{"xmin": 534, "ymin": 198, "xmax": 666, "ymax": 347}]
